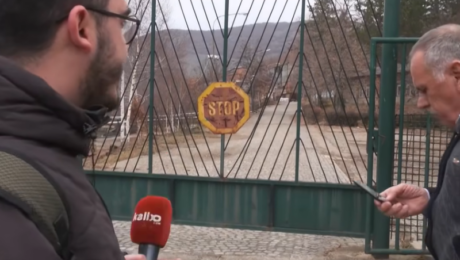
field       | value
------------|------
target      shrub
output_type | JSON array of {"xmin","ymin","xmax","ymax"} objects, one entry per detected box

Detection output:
[
  {"xmin": 302, "ymin": 103, "xmax": 376, "ymax": 127},
  {"xmin": 301, "ymin": 100, "xmax": 443, "ymax": 129},
  {"xmin": 302, "ymin": 104, "xmax": 325, "ymax": 124},
  {"xmin": 324, "ymin": 107, "xmax": 361, "ymax": 127},
  {"xmin": 266, "ymin": 99, "xmax": 278, "ymax": 106}
]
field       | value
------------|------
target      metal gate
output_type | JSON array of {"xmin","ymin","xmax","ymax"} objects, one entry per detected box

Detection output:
[
  {"xmin": 365, "ymin": 37, "xmax": 451, "ymax": 255},
  {"xmin": 82, "ymin": 0, "xmax": 445, "ymax": 256}
]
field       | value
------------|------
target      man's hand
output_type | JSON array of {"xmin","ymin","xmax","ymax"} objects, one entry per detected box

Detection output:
[{"xmin": 374, "ymin": 183, "xmax": 429, "ymax": 219}]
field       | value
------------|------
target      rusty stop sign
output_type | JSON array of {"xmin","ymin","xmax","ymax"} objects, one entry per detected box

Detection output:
[{"xmin": 197, "ymin": 82, "xmax": 250, "ymax": 134}]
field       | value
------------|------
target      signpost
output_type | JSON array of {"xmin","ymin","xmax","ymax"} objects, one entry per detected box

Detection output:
[{"xmin": 197, "ymin": 82, "xmax": 250, "ymax": 134}]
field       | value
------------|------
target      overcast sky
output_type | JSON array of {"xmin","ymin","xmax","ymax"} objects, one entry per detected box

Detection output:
[{"xmin": 164, "ymin": 0, "xmax": 305, "ymax": 30}]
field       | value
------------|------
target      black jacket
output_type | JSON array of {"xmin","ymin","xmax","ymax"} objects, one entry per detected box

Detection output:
[
  {"xmin": 424, "ymin": 132, "xmax": 460, "ymax": 259},
  {"xmin": 0, "ymin": 56, "xmax": 124, "ymax": 259}
]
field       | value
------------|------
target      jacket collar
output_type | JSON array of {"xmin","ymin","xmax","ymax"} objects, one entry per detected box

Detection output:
[{"xmin": 0, "ymin": 56, "xmax": 109, "ymax": 156}]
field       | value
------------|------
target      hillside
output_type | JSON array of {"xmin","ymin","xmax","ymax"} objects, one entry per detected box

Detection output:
[{"xmin": 155, "ymin": 22, "xmax": 300, "ymax": 75}]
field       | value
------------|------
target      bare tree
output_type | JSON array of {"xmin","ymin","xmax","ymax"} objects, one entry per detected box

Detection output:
[
  {"xmin": 237, "ymin": 45, "xmax": 274, "ymax": 110},
  {"xmin": 289, "ymin": 0, "xmax": 368, "ymax": 112},
  {"xmin": 118, "ymin": 0, "xmax": 175, "ymax": 141},
  {"xmin": 125, "ymin": 0, "xmax": 191, "ymax": 135}
]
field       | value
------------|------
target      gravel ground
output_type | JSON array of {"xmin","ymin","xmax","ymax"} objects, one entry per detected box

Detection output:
[{"xmin": 114, "ymin": 102, "xmax": 368, "ymax": 184}]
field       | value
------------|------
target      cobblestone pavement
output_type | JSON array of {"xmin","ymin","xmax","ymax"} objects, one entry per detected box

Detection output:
[{"xmin": 114, "ymin": 221, "xmax": 365, "ymax": 259}]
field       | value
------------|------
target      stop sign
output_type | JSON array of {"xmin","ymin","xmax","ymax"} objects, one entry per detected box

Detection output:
[{"xmin": 197, "ymin": 82, "xmax": 250, "ymax": 134}]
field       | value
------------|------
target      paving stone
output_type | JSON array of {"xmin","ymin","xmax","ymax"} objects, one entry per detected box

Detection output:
[{"xmin": 114, "ymin": 221, "xmax": 364, "ymax": 259}]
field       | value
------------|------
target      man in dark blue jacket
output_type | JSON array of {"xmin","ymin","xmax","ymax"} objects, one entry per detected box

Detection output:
[{"xmin": 375, "ymin": 24, "xmax": 460, "ymax": 260}]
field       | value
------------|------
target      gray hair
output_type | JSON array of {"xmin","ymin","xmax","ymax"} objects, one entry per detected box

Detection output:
[{"xmin": 410, "ymin": 24, "xmax": 460, "ymax": 80}]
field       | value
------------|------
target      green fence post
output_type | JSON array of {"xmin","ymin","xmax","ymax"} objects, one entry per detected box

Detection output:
[
  {"xmin": 148, "ymin": 0, "xmax": 157, "ymax": 174},
  {"xmin": 365, "ymin": 39, "xmax": 378, "ymax": 254},
  {"xmin": 219, "ymin": 0, "xmax": 230, "ymax": 178},
  {"xmin": 373, "ymin": 0, "xmax": 400, "ymax": 256},
  {"xmin": 294, "ymin": 0, "xmax": 306, "ymax": 182}
]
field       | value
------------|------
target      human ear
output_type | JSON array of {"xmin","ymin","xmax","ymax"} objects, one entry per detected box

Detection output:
[
  {"xmin": 449, "ymin": 60, "xmax": 460, "ymax": 79},
  {"xmin": 66, "ymin": 5, "xmax": 95, "ymax": 53}
]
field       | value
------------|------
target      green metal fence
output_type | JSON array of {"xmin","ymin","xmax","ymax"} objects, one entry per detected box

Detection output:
[
  {"xmin": 82, "ymin": 0, "xmax": 449, "ymax": 256},
  {"xmin": 366, "ymin": 37, "xmax": 452, "ymax": 255},
  {"xmin": 85, "ymin": 0, "xmax": 373, "ymax": 235}
]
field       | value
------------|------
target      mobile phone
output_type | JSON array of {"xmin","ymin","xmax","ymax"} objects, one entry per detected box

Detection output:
[{"xmin": 353, "ymin": 181, "xmax": 386, "ymax": 202}]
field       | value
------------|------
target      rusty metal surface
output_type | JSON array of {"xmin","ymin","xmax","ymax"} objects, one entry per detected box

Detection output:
[
  {"xmin": 202, "ymin": 87, "xmax": 245, "ymax": 130},
  {"xmin": 197, "ymin": 82, "xmax": 250, "ymax": 134}
]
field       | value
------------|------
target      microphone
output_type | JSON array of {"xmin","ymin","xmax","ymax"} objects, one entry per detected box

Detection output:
[{"xmin": 130, "ymin": 196, "xmax": 173, "ymax": 260}]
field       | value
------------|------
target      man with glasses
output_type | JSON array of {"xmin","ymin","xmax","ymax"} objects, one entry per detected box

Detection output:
[{"xmin": 0, "ymin": 0, "xmax": 150, "ymax": 259}]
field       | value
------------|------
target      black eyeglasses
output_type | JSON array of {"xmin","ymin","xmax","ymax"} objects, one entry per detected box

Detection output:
[{"xmin": 57, "ymin": 6, "xmax": 141, "ymax": 45}]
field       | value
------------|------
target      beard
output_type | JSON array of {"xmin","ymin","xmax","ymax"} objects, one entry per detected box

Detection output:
[{"xmin": 79, "ymin": 31, "xmax": 123, "ymax": 112}]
